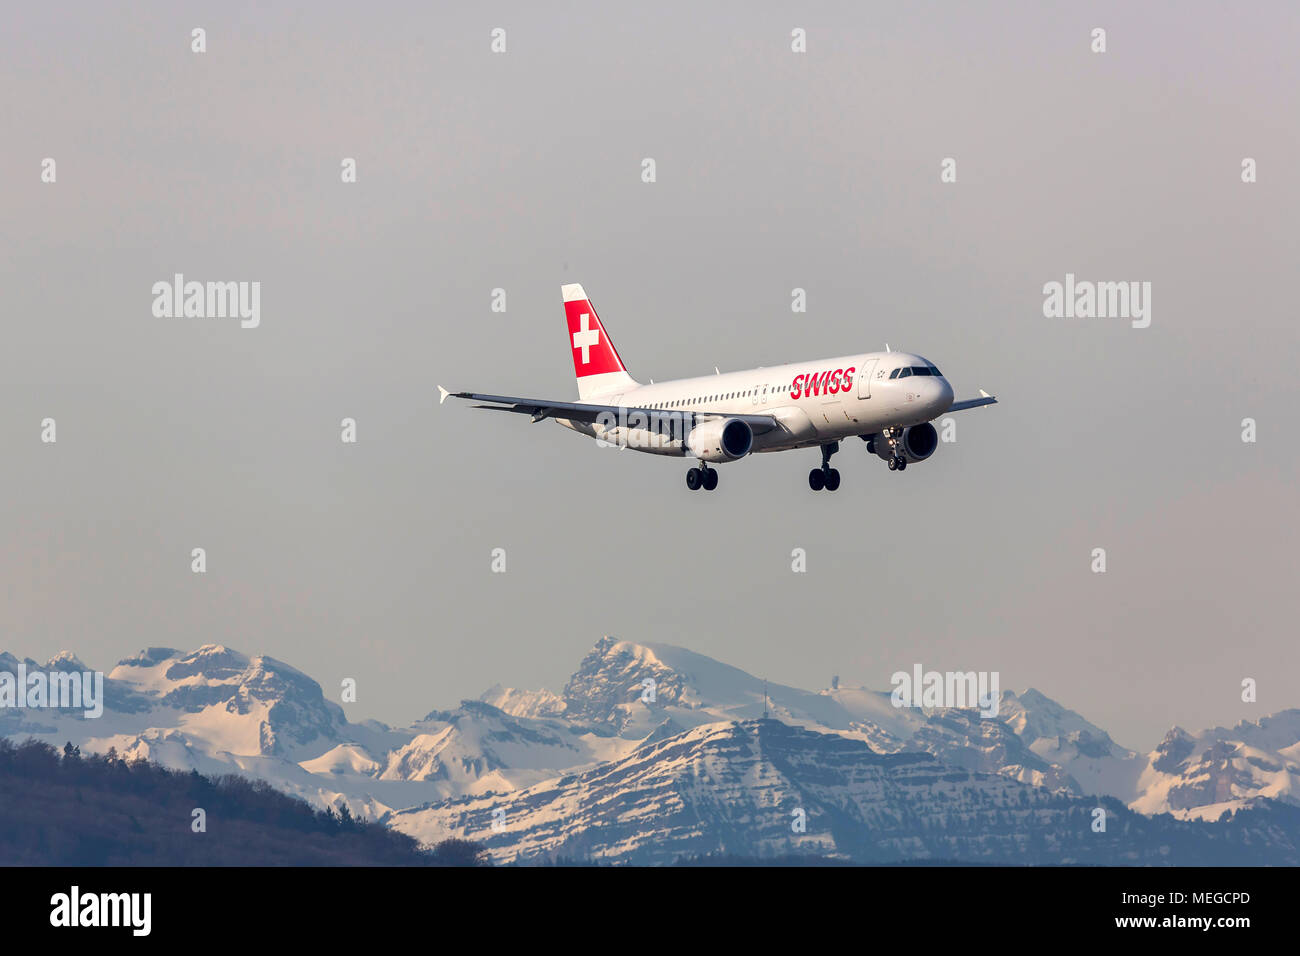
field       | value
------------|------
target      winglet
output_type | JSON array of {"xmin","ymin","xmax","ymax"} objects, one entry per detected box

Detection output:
[
  {"xmin": 979, "ymin": 388, "xmax": 991, "ymax": 398},
  {"xmin": 437, "ymin": 385, "xmax": 450, "ymax": 405}
]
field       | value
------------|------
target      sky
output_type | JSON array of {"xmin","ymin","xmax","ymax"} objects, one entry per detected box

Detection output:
[{"xmin": 2, "ymin": 1, "xmax": 1297, "ymax": 750}]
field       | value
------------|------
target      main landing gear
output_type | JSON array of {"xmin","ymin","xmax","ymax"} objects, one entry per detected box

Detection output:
[
  {"xmin": 808, "ymin": 441, "xmax": 841, "ymax": 491},
  {"xmin": 686, "ymin": 464, "xmax": 719, "ymax": 491}
]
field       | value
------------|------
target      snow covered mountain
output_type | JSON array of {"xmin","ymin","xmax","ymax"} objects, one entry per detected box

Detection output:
[
  {"xmin": 108, "ymin": 645, "xmax": 350, "ymax": 759},
  {"xmin": 388, "ymin": 719, "xmax": 1068, "ymax": 864},
  {"xmin": 387, "ymin": 718, "xmax": 1300, "ymax": 865},
  {"xmin": 487, "ymin": 637, "xmax": 1299, "ymax": 819},
  {"xmin": 376, "ymin": 699, "xmax": 635, "ymax": 794},
  {"xmin": 544, "ymin": 637, "xmax": 1116, "ymax": 797},
  {"xmin": 4, "ymin": 636, "xmax": 1299, "ymax": 847},
  {"xmin": 0, "ymin": 643, "xmax": 639, "ymax": 819},
  {"xmin": 1130, "ymin": 710, "xmax": 1300, "ymax": 820},
  {"xmin": 998, "ymin": 688, "xmax": 1144, "ymax": 799},
  {"xmin": 1, "ymin": 645, "xmax": 441, "ymax": 818}
]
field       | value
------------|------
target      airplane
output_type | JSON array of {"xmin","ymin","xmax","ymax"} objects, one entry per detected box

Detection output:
[{"xmin": 439, "ymin": 283, "xmax": 997, "ymax": 492}]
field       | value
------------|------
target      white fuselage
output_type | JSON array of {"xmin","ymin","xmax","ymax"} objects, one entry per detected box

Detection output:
[{"xmin": 558, "ymin": 350, "xmax": 954, "ymax": 457}]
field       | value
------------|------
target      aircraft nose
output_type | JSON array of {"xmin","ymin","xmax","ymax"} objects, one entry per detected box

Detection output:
[{"xmin": 933, "ymin": 377, "xmax": 954, "ymax": 412}]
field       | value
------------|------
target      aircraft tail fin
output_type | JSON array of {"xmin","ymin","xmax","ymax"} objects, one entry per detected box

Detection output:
[{"xmin": 562, "ymin": 284, "xmax": 639, "ymax": 400}]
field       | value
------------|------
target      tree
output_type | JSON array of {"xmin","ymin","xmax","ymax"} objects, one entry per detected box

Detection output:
[{"xmin": 430, "ymin": 838, "xmax": 489, "ymax": 867}]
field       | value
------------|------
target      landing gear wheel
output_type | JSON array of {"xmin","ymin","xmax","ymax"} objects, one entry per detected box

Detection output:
[
  {"xmin": 882, "ymin": 427, "xmax": 908, "ymax": 473},
  {"xmin": 702, "ymin": 468, "xmax": 718, "ymax": 491},
  {"xmin": 810, "ymin": 441, "xmax": 839, "ymax": 491},
  {"xmin": 686, "ymin": 468, "xmax": 702, "ymax": 490}
]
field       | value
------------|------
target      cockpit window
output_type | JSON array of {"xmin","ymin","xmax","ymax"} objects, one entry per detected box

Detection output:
[
  {"xmin": 898, "ymin": 367, "xmax": 911, "ymax": 378},
  {"xmin": 912, "ymin": 366, "xmax": 930, "ymax": 376},
  {"xmin": 928, "ymin": 365, "xmax": 942, "ymax": 376},
  {"xmin": 888, "ymin": 368, "xmax": 899, "ymax": 379}
]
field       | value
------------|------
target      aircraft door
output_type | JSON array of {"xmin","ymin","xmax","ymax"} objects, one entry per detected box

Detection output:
[{"xmin": 857, "ymin": 360, "xmax": 877, "ymax": 399}]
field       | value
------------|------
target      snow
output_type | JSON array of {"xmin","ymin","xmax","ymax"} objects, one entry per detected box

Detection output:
[{"xmin": 5, "ymin": 638, "xmax": 1299, "ymax": 836}]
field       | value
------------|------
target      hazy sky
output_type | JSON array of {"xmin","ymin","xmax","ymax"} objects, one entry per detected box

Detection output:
[{"xmin": 3, "ymin": 1, "xmax": 1297, "ymax": 749}]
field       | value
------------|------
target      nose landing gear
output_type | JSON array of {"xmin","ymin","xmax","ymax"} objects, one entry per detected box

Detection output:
[
  {"xmin": 880, "ymin": 427, "xmax": 907, "ymax": 472},
  {"xmin": 808, "ymin": 441, "xmax": 841, "ymax": 491}
]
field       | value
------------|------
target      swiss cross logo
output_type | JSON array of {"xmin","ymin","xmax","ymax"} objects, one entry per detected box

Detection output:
[
  {"xmin": 564, "ymin": 298, "xmax": 625, "ymax": 377},
  {"xmin": 572, "ymin": 313, "xmax": 600, "ymax": 364}
]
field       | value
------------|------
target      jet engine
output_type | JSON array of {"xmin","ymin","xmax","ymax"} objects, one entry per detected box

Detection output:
[
  {"xmin": 686, "ymin": 418, "xmax": 753, "ymax": 462},
  {"xmin": 870, "ymin": 422, "xmax": 939, "ymax": 463}
]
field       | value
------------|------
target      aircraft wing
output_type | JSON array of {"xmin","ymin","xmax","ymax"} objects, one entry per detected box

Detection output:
[
  {"xmin": 947, "ymin": 390, "xmax": 998, "ymax": 413},
  {"xmin": 438, "ymin": 387, "xmax": 784, "ymax": 435}
]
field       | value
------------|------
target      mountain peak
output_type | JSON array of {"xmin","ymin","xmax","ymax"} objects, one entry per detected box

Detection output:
[
  {"xmin": 45, "ymin": 651, "xmax": 87, "ymax": 671},
  {"xmin": 478, "ymin": 684, "xmax": 567, "ymax": 719},
  {"xmin": 116, "ymin": 647, "xmax": 182, "ymax": 668},
  {"xmin": 562, "ymin": 637, "xmax": 723, "ymax": 730}
]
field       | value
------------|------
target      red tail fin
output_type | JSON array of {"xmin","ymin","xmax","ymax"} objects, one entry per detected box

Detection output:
[{"xmin": 562, "ymin": 284, "xmax": 638, "ymax": 399}]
